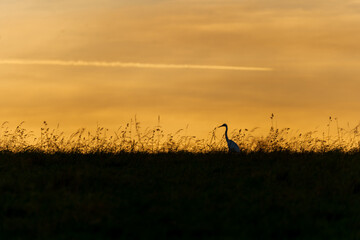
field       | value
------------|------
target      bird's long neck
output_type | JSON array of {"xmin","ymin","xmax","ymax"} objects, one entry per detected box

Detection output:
[{"xmin": 224, "ymin": 126, "xmax": 229, "ymax": 142}]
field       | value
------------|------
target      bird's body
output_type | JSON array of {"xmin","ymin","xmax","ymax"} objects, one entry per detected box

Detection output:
[{"xmin": 218, "ymin": 123, "xmax": 240, "ymax": 153}]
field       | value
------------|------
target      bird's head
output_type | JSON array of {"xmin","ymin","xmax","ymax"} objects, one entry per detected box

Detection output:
[{"xmin": 218, "ymin": 123, "xmax": 227, "ymax": 128}]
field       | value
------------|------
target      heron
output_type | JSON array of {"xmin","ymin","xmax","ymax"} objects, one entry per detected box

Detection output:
[{"xmin": 218, "ymin": 123, "xmax": 240, "ymax": 153}]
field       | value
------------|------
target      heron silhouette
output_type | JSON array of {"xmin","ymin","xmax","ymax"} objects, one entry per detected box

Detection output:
[{"xmin": 218, "ymin": 124, "xmax": 240, "ymax": 153}]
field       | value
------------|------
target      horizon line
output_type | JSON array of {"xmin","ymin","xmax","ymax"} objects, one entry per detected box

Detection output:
[{"xmin": 0, "ymin": 59, "xmax": 274, "ymax": 71}]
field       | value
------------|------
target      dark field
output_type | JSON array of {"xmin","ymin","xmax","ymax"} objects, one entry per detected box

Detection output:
[{"xmin": 1, "ymin": 152, "xmax": 360, "ymax": 239}]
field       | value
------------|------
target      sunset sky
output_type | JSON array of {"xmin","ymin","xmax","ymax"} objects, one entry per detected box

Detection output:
[{"xmin": 0, "ymin": 0, "xmax": 359, "ymax": 137}]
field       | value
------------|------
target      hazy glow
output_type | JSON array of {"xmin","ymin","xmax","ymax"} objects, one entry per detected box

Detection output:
[
  {"xmin": 0, "ymin": 59, "xmax": 273, "ymax": 71},
  {"xmin": 1, "ymin": 0, "xmax": 360, "ymax": 138}
]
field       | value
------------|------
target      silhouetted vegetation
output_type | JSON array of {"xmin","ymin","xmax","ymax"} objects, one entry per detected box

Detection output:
[
  {"xmin": 1, "ymin": 151, "xmax": 360, "ymax": 239},
  {"xmin": 1, "ymin": 118, "xmax": 360, "ymax": 239},
  {"xmin": 1, "ymin": 116, "xmax": 360, "ymax": 154}
]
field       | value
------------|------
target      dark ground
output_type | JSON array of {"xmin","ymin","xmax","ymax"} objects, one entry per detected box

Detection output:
[{"xmin": 0, "ymin": 151, "xmax": 360, "ymax": 239}]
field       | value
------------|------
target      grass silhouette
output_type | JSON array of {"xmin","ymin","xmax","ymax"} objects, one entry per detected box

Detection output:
[
  {"xmin": 1, "ymin": 117, "xmax": 360, "ymax": 239},
  {"xmin": 0, "ymin": 116, "xmax": 360, "ymax": 153},
  {"xmin": 1, "ymin": 151, "xmax": 360, "ymax": 239}
]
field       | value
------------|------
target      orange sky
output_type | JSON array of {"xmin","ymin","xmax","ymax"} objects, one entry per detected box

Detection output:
[{"xmin": 0, "ymin": 0, "xmax": 360, "ymax": 137}]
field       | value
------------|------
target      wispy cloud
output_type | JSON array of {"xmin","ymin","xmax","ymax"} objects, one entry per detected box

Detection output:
[{"xmin": 0, "ymin": 59, "xmax": 273, "ymax": 71}]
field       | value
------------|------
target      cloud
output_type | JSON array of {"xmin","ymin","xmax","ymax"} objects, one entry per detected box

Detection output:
[
  {"xmin": 1, "ymin": 0, "xmax": 360, "ymax": 136},
  {"xmin": 0, "ymin": 59, "xmax": 273, "ymax": 71}
]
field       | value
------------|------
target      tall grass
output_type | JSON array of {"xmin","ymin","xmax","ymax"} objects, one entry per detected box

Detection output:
[{"xmin": 1, "ymin": 117, "xmax": 360, "ymax": 153}]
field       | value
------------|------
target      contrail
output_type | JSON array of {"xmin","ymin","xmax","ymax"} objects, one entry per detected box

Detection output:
[{"xmin": 0, "ymin": 59, "xmax": 273, "ymax": 71}]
